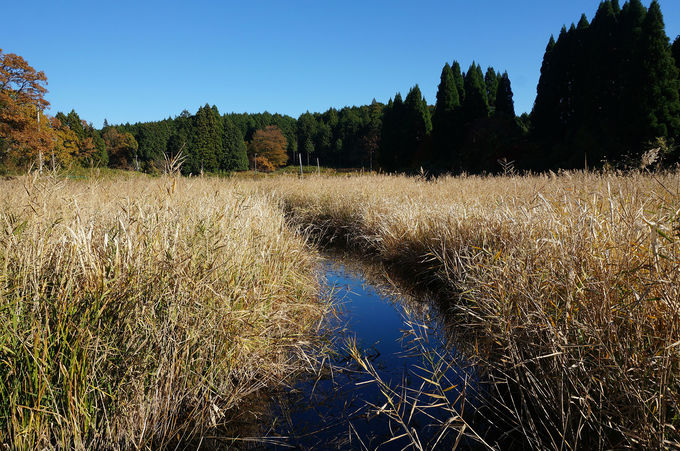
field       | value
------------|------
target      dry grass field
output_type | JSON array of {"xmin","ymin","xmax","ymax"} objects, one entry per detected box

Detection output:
[
  {"xmin": 2, "ymin": 169, "xmax": 679, "ymax": 449},
  {"xmin": 262, "ymin": 171, "xmax": 680, "ymax": 449},
  {"xmin": 0, "ymin": 173, "xmax": 326, "ymax": 448}
]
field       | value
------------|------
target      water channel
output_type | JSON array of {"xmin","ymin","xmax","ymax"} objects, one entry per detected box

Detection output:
[{"xmin": 259, "ymin": 254, "xmax": 503, "ymax": 450}]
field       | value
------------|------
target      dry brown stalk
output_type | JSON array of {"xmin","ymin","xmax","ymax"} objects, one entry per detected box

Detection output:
[
  {"xmin": 259, "ymin": 170, "xmax": 680, "ymax": 449},
  {"xmin": 0, "ymin": 173, "xmax": 327, "ymax": 449}
]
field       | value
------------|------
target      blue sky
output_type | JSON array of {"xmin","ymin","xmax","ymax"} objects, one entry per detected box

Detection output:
[{"xmin": 2, "ymin": 1, "xmax": 679, "ymax": 127}]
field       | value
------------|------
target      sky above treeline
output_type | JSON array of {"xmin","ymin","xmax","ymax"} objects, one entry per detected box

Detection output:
[{"xmin": 3, "ymin": 1, "xmax": 680, "ymax": 128}]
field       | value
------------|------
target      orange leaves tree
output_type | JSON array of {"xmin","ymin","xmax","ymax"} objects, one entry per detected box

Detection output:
[
  {"xmin": 0, "ymin": 48, "xmax": 54, "ymax": 168},
  {"xmin": 247, "ymin": 125, "xmax": 288, "ymax": 169}
]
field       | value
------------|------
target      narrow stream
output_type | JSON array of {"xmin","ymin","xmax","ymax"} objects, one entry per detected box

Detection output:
[{"xmin": 262, "ymin": 255, "xmax": 497, "ymax": 449}]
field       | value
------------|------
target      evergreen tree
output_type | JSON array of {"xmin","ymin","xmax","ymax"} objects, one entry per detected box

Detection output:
[
  {"xmin": 459, "ymin": 64, "xmax": 497, "ymax": 172},
  {"xmin": 297, "ymin": 112, "xmax": 317, "ymax": 165},
  {"xmin": 434, "ymin": 63, "xmax": 460, "ymax": 118},
  {"xmin": 189, "ymin": 104, "xmax": 221, "ymax": 174},
  {"xmin": 221, "ymin": 117, "xmax": 248, "ymax": 171},
  {"xmin": 633, "ymin": 0, "xmax": 680, "ymax": 141},
  {"xmin": 462, "ymin": 62, "xmax": 489, "ymax": 122},
  {"xmin": 404, "ymin": 84, "xmax": 432, "ymax": 148},
  {"xmin": 65, "ymin": 110, "xmax": 85, "ymax": 140},
  {"xmin": 485, "ymin": 67, "xmax": 499, "ymax": 110},
  {"xmin": 432, "ymin": 63, "xmax": 460, "ymax": 169},
  {"xmin": 672, "ymin": 35, "xmax": 680, "ymax": 70},
  {"xmin": 379, "ymin": 94, "xmax": 404, "ymax": 171},
  {"xmin": 530, "ymin": 0, "xmax": 680, "ymax": 169},
  {"xmin": 495, "ymin": 72, "xmax": 515, "ymax": 118},
  {"xmin": 451, "ymin": 61, "xmax": 465, "ymax": 105}
]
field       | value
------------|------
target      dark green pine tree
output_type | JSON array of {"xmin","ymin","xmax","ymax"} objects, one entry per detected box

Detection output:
[
  {"xmin": 66, "ymin": 110, "xmax": 86, "ymax": 140},
  {"xmin": 462, "ymin": 62, "xmax": 489, "ymax": 123},
  {"xmin": 189, "ymin": 104, "xmax": 221, "ymax": 174},
  {"xmin": 672, "ymin": 35, "xmax": 680, "ymax": 70},
  {"xmin": 167, "ymin": 110, "xmax": 192, "ymax": 174},
  {"xmin": 403, "ymin": 85, "xmax": 432, "ymax": 168},
  {"xmin": 633, "ymin": 0, "xmax": 680, "ymax": 141},
  {"xmin": 435, "ymin": 63, "xmax": 460, "ymax": 118},
  {"xmin": 494, "ymin": 72, "xmax": 515, "ymax": 118},
  {"xmin": 458, "ymin": 63, "xmax": 491, "ymax": 172},
  {"xmin": 451, "ymin": 61, "xmax": 465, "ymax": 105},
  {"xmin": 485, "ymin": 67, "xmax": 499, "ymax": 111},
  {"xmin": 579, "ymin": 0, "xmax": 621, "ymax": 164},
  {"xmin": 220, "ymin": 117, "xmax": 248, "ymax": 171},
  {"xmin": 432, "ymin": 63, "xmax": 460, "ymax": 168},
  {"xmin": 672, "ymin": 35, "xmax": 680, "ymax": 116},
  {"xmin": 618, "ymin": 0, "xmax": 647, "ymax": 99},
  {"xmin": 297, "ymin": 112, "xmax": 318, "ymax": 165},
  {"xmin": 135, "ymin": 123, "xmax": 167, "ymax": 165},
  {"xmin": 531, "ymin": 36, "xmax": 558, "ymax": 141},
  {"xmin": 378, "ymin": 93, "xmax": 405, "ymax": 171}
]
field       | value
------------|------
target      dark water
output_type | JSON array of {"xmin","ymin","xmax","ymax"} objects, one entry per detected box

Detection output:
[{"xmin": 260, "ymin": 256, "xmax": 495, "ymax": 450}]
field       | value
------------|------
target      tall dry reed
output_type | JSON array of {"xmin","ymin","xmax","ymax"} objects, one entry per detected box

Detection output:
[
  {"xmin": 262, "ymin": 171, "xmax": 680, "ymax": 448},
  {"xmin": 0, "ymin": 173, "xmax": 325, "ymax": 449}
]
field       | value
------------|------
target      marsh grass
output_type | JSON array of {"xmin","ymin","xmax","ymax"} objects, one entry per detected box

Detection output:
[
  {"xmin": 0, "ymin": 173, "xmax": 327, "ymax": 448},
  {"xmin": 262, "ymin": 171, "xmax": 680, "ymax": 449}
]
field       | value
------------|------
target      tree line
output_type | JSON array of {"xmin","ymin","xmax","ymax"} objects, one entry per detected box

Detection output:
[{"xmin": 2, "ymin": 0, "xmax": 679, "ymax": 175}]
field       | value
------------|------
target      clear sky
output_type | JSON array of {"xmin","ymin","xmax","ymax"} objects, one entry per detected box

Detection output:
[{"xmin": 2, "ymin": 1, "xmax": 679, "ymax": 127}]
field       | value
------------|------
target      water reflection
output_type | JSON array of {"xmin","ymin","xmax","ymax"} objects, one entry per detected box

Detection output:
[{"xmin": 264, "ymin": 255, "xmax": 492, "ymax": 449}]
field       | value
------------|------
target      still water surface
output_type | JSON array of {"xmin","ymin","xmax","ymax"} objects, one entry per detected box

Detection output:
[{"xmin": 265, "ymin": 256, "xmax": 488, "ymax": 449}]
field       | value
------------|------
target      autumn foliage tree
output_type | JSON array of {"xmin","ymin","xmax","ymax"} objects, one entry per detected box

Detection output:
[
  {"xmin": 103, "ymin": 127, "xmax": 138, "ymax": 169},
  {"xmin": 247, "ymin": 125, "xmax": 288, "ymax": 168},
  {"xmin": 0, "ymin": 48, "xmax": 54, "ymax": 168}
]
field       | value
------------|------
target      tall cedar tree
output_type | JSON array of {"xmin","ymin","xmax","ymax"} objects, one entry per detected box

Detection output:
[
  {"xmin": 403, "ymin": 85, "xmax": 432, "ymax": 169},
  {"xmin": 462, "ymin": 63, "xmax": 490, "ymax": 123},
  {"xmin": 221, "ymin": 117, "xmax": 248, "ymax": 171},
  {"xmin": 672, "ymin": 35, "xmax": 680, "ymax": 71},
  {"xmin": 495, "ymin": 72, "xmax": 515, "ymax": 118},
  {"xmin": 432, "ymin": 63, "xmax": 460, "ymax": 167},
  {"xmin": 378, "ymin": 94, "xmax": 404, "ymax": 171},
  {"xmin": 459, "ymin": 63, "xmax": 491, "ymax": 171},
  {"xmin": 451, "ymin": 61, "xmax": 466, "ymax": 105},
  {"xmin": 189, "ymin": 104, "xmax": 221, "ymax": 174},
  {"xmin": 634, "ymin": 1, "xmax": 680, "ymax": 140},
  {"xmin": 485, "ymin": 67, "xmax": 499, "ymax": 110},
  {"xmin": 531, "ymin": 36, "xmax": 557, "ymax": 141},
  {"xmin": 379, "ymin": 86, "xmax": 432, "ymax": 172},
  {"xmin": 297, "ymin": 112, "xmax": 317, "ymax": 165},
  {"xmin": 673, "ymin": 35, "xmax": 680, "ymax": 124},
  {"xmin": 531, "ymin": 0, "xmax": 679, "ymax": 168}
]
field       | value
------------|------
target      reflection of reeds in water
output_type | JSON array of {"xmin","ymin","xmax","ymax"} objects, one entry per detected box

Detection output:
[
  {"xmin": 315, "ymin": 255, "xmax": 499, "ymax": 449},
  {"xmin": 347, "ymin": 330, "xmax": 486, "ymax": 450},
  {"xmin": 259, "ymin": 171, "xmax": 680, "ymax": 449}
]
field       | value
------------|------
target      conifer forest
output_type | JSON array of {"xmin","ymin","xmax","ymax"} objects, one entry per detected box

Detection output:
[{"xmin": 3, "ymin": 1, "xmax": 680, "ymax": 175}]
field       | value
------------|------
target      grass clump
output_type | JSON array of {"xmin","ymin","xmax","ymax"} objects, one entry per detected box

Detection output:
[
  {"xmin": 0, "ymin": 173, "xmax": 325, "ymax": 448},
  {"xmin": 262, "ymin": 171, "xmax": 680, "ymax": 449}
]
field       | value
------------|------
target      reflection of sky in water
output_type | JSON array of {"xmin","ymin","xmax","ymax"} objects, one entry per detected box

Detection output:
[{"xmin": 267, "ymin": 258, "xmax": 488, "ymax": 450}]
